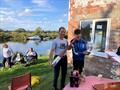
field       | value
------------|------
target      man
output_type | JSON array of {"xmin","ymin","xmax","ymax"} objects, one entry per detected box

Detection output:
[
  {"xmin": 70, "ymin": 29, "xmax": 89, "ymax": 75},
  {"xmin": 49, "ymin": 27, "xmax": 68, "ymax": 90}
]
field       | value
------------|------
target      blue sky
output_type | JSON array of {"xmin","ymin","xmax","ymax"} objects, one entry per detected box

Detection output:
[{"xmin": 0, "ymin": 0, "xmax": 68, "ymax": 31}]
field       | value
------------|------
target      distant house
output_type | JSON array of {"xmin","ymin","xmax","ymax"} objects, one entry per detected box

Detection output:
[{"xmin": 68, "ymin": 0, "xmax": 120, "ymax": 63}]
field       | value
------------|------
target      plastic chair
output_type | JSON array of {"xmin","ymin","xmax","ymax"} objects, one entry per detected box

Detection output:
[{"xmin": 8, "ymin": 73, "xmax": 32, "ymax": 90}]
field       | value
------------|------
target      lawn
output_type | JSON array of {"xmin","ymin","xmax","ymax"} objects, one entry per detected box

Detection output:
[{"xmin": 0, "ymin": 56, "xmax": 70, "ymax": 90}]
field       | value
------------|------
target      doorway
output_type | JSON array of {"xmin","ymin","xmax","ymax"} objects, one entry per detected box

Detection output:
[{"xmin": 93, "ymin": 21, "xmax": 107, "ymax": 52}]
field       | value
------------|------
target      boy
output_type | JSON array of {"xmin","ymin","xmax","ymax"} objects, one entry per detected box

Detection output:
[{"xmin": 70, "ymin": 29, "xmax": 89, "ymax": 74}]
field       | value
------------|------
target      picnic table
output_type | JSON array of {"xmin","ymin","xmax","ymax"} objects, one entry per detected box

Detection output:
[{"xmin": 63, "ymin": 76, "xmax": 119, "ymax": 90}]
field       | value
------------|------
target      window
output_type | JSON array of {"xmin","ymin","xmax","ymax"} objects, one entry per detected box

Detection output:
[
  {"xmin": 80, "ymin": 20, "xmax": 93, "ymax": 42},
  {"xmin": 80, "ymin": 19, "xmax": 111, "ymax": 57}
]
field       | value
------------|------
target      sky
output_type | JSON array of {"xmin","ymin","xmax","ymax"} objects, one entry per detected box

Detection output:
[{"xmin": 0, "ymin": 0, "xmax": 69, "ymax": 31}]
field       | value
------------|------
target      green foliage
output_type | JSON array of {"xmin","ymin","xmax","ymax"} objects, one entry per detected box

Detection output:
[
  {"xmin": 33, "ymin": 27, "xmax": 42, "ymax": 36},
  {"xmin": 10, "ymin": 32, "xmax": 28, "ymax": 42},
  {"xmin": 0, "ymin": 32, "xmax": 10, "ymax": 41},
  {"xmin": 0, "ymin": 27, "xmax": 66, "ymax": 42},
  {"xmin": 35, "ymin": 27, "xmax": 42, "ymax": 32},
  {"xmin": 15, "ymin": 28, "xmax": 26, "ymax": 32}
]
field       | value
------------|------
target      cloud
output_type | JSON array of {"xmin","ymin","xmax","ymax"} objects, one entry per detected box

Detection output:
[
  {"xmin": 58, "ymin": 13, "xmax": 68, "ymax": 23},
  {"xmin": 0, "ymin": 16, "xmax": 17, "ymax": 23},
  {"xmin": 63, "ymin": 13, "xmax": 68, "ymax": 17},
  {"xmin": 4, "ymin": 0, "xmax": 16, "ymax": 2},
  {"xmin": 0, "ymin": 14, "xmax": 4, "ymax": 18},
  {"xmin": 58, "ymin": 19, "xmax": 64, "ymax": 23},
  {"xmin": 31, "ymin": 0, "xmax": 55, "ymax": 12},
  {"xmin": 42, "ymin": 17, "xmax": 47, "ymax": 20},
  {"xmin": 32, "ymin": 8, "xmax": 55, "ymax": 12},
  {"xmin": 32, "ymin": 0, "xmax": 49, "ymax": 7},
  {"xmin": 0, "ymin": 8, "xmax": 17, "ymax": 23},
  {"xmin": 0, "ymin": 10, "xmax": 14, "ymax": 15},
  {"xmin": 0, "ymin": 8, "xmax": 14, "ymax": 15},
  {"xmin": 18, "ymin": 8, "xmax": 32, "ymax": 16}
]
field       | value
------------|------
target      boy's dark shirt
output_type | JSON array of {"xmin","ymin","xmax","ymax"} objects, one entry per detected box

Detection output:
[{"xmin": 71, "ymin": 38, "xmax": 87, "ymax": 61}]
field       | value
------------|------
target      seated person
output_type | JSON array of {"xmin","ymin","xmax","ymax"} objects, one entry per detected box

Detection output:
[
  {"xmin": 12, "ymin": 52, "xmax": 26, "ymax": 64},
  {"xmin": 26, "ymin": 48, "xmax": 37, "ymax": 61}
]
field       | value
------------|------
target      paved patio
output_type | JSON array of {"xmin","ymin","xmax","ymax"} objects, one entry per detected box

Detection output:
[{"xmin": 84, "ymin": 55, "xmax": 120, "ymax": 79}]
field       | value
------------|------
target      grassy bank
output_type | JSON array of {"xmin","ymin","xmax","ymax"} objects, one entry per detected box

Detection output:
[{"xmin": 0, "ymin": 56, "xmax": 70, "ymax": 90}]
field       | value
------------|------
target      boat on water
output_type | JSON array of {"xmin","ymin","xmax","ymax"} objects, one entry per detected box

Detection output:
[{"xmin": 27, "ymin": 36, "xmax": 41, "ymax": 40}]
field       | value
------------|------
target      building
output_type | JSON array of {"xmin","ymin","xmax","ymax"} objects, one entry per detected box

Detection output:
[
  {"xmin": 68, "ymin": 0, "xmax": 120, "ymax": 62},
  {"xmin": 67, "ymin": 0, "xmax": 120, "ymax": 78}
]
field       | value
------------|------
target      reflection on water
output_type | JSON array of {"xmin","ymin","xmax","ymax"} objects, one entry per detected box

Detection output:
[{"xmin": 0, "ymin": 40, "xmax": 52, "ymax": 61}]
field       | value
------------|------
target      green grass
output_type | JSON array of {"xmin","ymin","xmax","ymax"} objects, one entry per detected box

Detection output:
[{"xmin": 0, "ymin": 56, "xmax": 71, "ymax": 90}]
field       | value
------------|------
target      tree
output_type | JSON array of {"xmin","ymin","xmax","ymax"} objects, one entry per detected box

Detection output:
[
  {"xmin": 15, "ymin": 28, "xmax": 26, "ymax": 32},
  {"xmin": 0, "ymin": 28, "xmax": 4, "ymax": 32},
  {"xmin": 33, "ymin": 27, "xmax": 42, "ymax": 35}
]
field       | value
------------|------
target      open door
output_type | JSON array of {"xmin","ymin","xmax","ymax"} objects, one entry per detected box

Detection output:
[{"xmin": 93, "ymin": 21, "xmax": 107, "ymax": 52}]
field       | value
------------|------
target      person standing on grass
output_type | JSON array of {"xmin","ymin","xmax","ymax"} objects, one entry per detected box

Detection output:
[
  {"xmin": 2, "ymin": 43, "xmax": 13, "ymax": 68},
  {"xmin": 49, "ymin": 27, "xmax": 68, "ymax": 90},
  {"xmin": 70, "ymin": 29, "xmax": 90, "ymax": 75}
]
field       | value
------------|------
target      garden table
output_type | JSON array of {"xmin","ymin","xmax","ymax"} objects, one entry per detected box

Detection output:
[{"xmin": 63, "ymin": 76, "xmax": 119, "ymax": 90}]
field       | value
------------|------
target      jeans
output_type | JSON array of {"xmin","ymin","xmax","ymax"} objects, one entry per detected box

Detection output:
[
  {"xmin": 2, "ymin": 57, "xmax": 12, "ymax": 68},
  {"xmin": 73, "ymin": 60, "xmax": 84, "ymax": 74},
  {"xmin": 53, "ymin": 55, "xmax": 67, "ymax": 90}
]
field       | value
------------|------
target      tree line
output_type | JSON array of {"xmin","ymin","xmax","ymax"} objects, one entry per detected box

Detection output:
[{"xmin": 0, "ymin": 27, "xmax": 60, "ymax": 43}]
